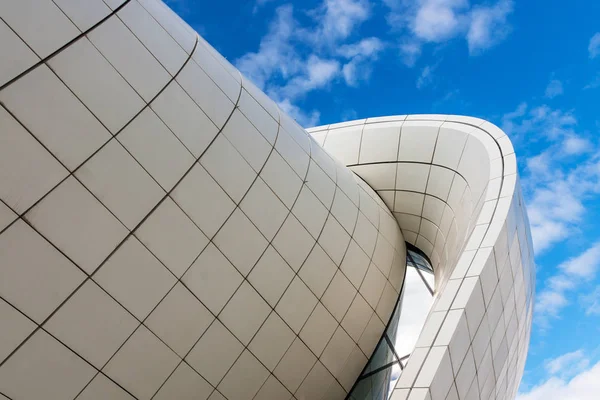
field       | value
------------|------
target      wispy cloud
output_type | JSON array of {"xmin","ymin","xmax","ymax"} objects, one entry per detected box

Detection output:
[
  {"xmin": 502, "ymin": 103, "xmax": 598, "ymax": 254},
  {"xmin": 340, "ymin": 108, "xmax": 358, "ymax": 121},
  {"xmin": 416, "ymin": 64, "xmax": 436, "ymax": 89},
  {"xmin": 337, "ymin": 37, "xmax": 384, "ymax": 58},
  {"xmin": 501, "ymin": 103, "xmax": 577, "ymax": 142},
  {"xmin": 310, "ymin": 0, "xmax": 372, "ymax": 45},
  {"xmin": 495, "ymin": 102, "xmax": 600, "ymax": 330},
  {"xmin": 278, "ymin": 98, "xmax": 321, "ymax": 127},
  {"xmin": 535, "ymin": 242, "xmax": 600, "ymax": 324},
  {"xmin": 467, "ymin": 0, "xmax": 514, "ymax": 53},
  {"xmin": 544, "ymin": 350, "xmax": 590, "ymax": 378},
  {"xmin": 545, "ymin": 79, "xmax": 564, "ymax": 98},
  {"xmin": 236, "ymin": 5, "xmax": 300, "ymax": 90},
  {"xmin": 383, "ymin": 0, "xmax": 514, "ymax": 63},
  {"xmin": 523, "ymin": 143, "xmax": 596, "ymax": 254},
  {"xmin": 581, "ymin": 286, "xmax": 600, "ymax": 316},
  {"xmin": 252, "ymin": 0, "xmax": 277, "ymax": 14},
  {"xmin": 518, "ymin": 353, "xmax": 600, "ymax": 400},
  {"xmin": 412, "ymin": 0, "xmax": 469, "ymax": 43},
  {"xmin": 398, "ymin": 41, "xmax": 422, "ymax": 67},
  {"xmin": 526, "ymin": 176, "xmax": 585, "ymax": 253},
  {"xmin": 584, "ymin": 73, "xmax": 600, "ymax": 90},
  {"xmin": 338, "ymin": 37, "xmax": 385, "ymax": 86},
  {"xmin": 236, "ymin": 0, "xmax": 383, "ymax": 126},
  {"xmin": 277, "ymin": 55, "xmax": 340, "ymax": 99},
  {"xmin": 562, "ymin": 135, "xmax": 592, "ymax": 155},
  {"xmin": 589, "ymin": 32, "xmax": 600, "ymax": 59}
]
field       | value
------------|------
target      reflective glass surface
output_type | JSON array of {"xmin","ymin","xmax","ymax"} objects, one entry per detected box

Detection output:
[
  {"xmin": 346, "ymin": 246, "xmax": 434, "ymax": 400},
  {"xmin": 363, "ymin": 338, "xmax": 397, "ymax": 374},
  {"xmin": 349, "ymin": 366, "xmax": 395, "ymax": 400}
]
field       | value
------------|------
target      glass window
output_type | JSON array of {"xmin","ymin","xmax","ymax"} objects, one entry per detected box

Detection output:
[
  {"xmin": 363, "ymin": 338, "xmax": 397, "ymax": 375},
  {"xmin": 347, "ymin": 246, "xmax": 434, "ymax": 400}
]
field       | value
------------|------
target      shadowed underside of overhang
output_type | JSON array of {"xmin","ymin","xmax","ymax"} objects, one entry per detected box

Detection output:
[{"xmin": 309, "ymin": 115, "xmax": 535, "ymax": 400}]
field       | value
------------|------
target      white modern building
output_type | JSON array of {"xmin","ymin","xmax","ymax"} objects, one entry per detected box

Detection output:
[{"xmin": 0, "ymin": 1, "xmax": 534, "ymax": 400}]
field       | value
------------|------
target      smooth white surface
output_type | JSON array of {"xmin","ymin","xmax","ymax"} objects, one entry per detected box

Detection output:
[
  {"xmin": 49, "ymin": 37, "xmax": 145, "ymax": 134},
  {"xmin": 0, "ymin": 65, "xmax": 112, "ymax": 171},
  {"xmin": 0, "ymin": 19, "xmax": 39, "ymax": 87},
  {"xmin": 312, "ymin": 113, "xmax": 534, "ymax": 400},
  {"xmin": 0, "ymin": 107, "xmax": 68, "ymax": 213},
  {"xmin": 0, "ymin": 2, "xmax": 532, "ymax": 399}
]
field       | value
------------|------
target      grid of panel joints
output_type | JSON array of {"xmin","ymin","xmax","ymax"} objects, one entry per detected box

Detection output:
[
  {"xmin": 315, "ymin": 118, "xmax": 514, "ymax": 295},
  {"xmin": 381, "ymin": 164, "xmax": 474, "ymax": 276},
  {"xmin": 310, "ymin": 119, "xmax": 534, "ymax": 400},
  {"xmin": 0, "ymin": 0, "xmax": 408, "ymax": 400},
  {"xmin": 3, "ymin": 0, "xmax": 229, "ymax": 396},
  {"xmin": 396, "ymin": 221, "xmax": 525, "ymax": 400},
  {"xmin": 2, "ymin": 0, "xmax": 225, "ymax": 398},
  {"xmin": 388, "ymin": 157, "xmax": 533, "ymax": 398},
  {"xmin": 347, "ymin": 247, "xmax": 435, "ymax": 400},
  {"xmin": 390, "ymin": 165, "xmax": 524, "ymax": 396},
  {"xmin": 313, "ymin": 120, "xmax": 488, "ymax": 282}
]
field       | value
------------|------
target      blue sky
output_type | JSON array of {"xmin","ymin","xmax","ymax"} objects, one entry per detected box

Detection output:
[{"xmin": 166, "ymin": 0, "xmax": 600, "ymax": 397}]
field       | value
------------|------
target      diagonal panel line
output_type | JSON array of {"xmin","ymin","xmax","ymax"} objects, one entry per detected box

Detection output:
[{"xmin": 0, "ymin": 0, "xmax": 134, "ymax": 92}]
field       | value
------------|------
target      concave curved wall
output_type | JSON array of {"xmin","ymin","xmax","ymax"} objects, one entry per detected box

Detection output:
[
  {"xmin": 0, "ymin": 1, "xmax": 406, "ymax": 399},
  {"xmin": 309, "ymin": 116, "xmax": 535, "ymax": 400}
]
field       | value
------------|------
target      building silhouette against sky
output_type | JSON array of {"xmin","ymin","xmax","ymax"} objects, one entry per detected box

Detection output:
[{"xmin": 0, "ymin": 1, "xmax": 534, "ymax": 399}]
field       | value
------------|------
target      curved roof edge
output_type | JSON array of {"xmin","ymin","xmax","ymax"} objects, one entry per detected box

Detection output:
[{"xmin": 309, "ymin": 115, "xmax": 535, "ymax": 400}]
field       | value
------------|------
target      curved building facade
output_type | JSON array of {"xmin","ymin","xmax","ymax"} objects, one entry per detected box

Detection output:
[
  {"xmin": 310, "ymin": 117, "xmax": 535, "ymax": 400},
  {"xmin": 0, "ymin": 1, "xmax": 534, "ymax": 400}
]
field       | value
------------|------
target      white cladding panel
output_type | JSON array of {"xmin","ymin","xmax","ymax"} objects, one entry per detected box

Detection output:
[
  {"xmin": 0, "ymin": 1, "xmax": 532, "ymax": 400},
  {"xmin": 0, "ymin": 1, "xmax": 405, "ymax": 399}
]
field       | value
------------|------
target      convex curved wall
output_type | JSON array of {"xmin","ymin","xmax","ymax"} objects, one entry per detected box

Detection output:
[
  {"xmin": 309, "ymin": 116, "xmax": 535, "ymax": 400},
  {"xmin": 0, "ymin": 1, "xmax": 406, "ymax": 399},
  {"xmin": 0, "ymin": 1, "xmax": 534, "ymax": 400}
]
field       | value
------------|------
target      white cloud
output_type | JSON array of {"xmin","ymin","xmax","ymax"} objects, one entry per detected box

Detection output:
[
  {"xmin": 236, "ymin": 0, "xmax": 381, "ymax": 126},
  {"xmin": 535, "ymin": 242, "xmax": 600, "ymax": 320},
  {"xmin": 544, "ymin": 79, "xmax": 564, "ymax": 98},
  {"xmin": 312, "ymin": 0, "xmax": 371, "ymax": 45},
  {"xmin": 581, "ymin": 286, "xmax": 600, "ymax": 316},
  {"xmin": 584, "ymin": 73, "xmax": 600, "ymax": 90},
  {"xmin": 535, "ymin": 289, "xmax": 568, "ymax": 320},
  {"xmin": 525, "ymin": 152, "xmax": 551, "ymax": 178},
  {"xmin": 416, "ymin": 65, "xmax": 435, "ymax": 89},
  {"xmin": 277, "ymin": 55, "xmax": 340, "ymax": 99},
  {"xmin": 560, "ymin": 244, "xmax": 600, "ymax": 279},
  {"xmin": 337, "ymin": 37, "xmax": 384, "ymax": 58},
  {"xmin": 518, "ymin": 357, "xmax": 600, "ymax": 400},
  {"xmin": 383, "ymin": 0, "xmax": 468, "ymax": 43},
  {"xmin": 341, "ymin": 62, "xmax": 358, "ymax": 86},
  {"xmin": 467, "ymin": 0, "xmax": 513, "ymax": 53},
  {"xmin": 501, "ymin": 103, "xmax": 577, "ymax": 142},
  {"xmin": 589, "ymin": 32, "xmax": 600, "ymax": 59},
  {"xmin": 527, "ymin": 179, "xmax": 585, "ymax": 253},
  {"xmin": 544, "ymin": 350, "xmax": 589, "ymax": 377},
  {"xmin": 399, "ymin": 41, "xmax": 422, "ymax": 66},
  {"xmin": 236, "ymin": 5, "xmax": 300, "ymax": 89},
  {"xmin": 524, "ymin": 146, "xmax": 598, "ymax": 255},
  {"xmin": 382, "ymin": 0, "xmax": 514, "ymax": 63},
  {"xmin": 338, "ymin": 37, "xmax": 385, "ymax": 86},
  {"xmin": 562, "ymin": 135, "xmax": 592, "ymax": 155},
  {"xmin": 412, "ymin": 0, "xmax": 468, "ymax": 43},
  {"xmin": 277, "ymin": 98, "xmax": 321, "ymax": 127},
  {"xmin": 509, "ymin": 103, "xmax": 598, "ymax": 255},
  {"xmin": 502, "ymin": 101, "xmax": 527, "ymax": 128},
  {"xmin": 341, "ymin": 108, "xmax": 358, "ymax": 121}
]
